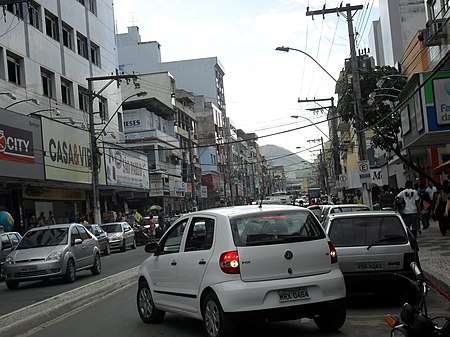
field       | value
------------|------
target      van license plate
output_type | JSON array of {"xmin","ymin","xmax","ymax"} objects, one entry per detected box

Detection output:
[
  {"xmin": 278, "ymin": 287, "xmax": 310, "ymax": 302},
  {"xmin": 356, "ymin": 262, "xmax": 383, "ymax": 271}
]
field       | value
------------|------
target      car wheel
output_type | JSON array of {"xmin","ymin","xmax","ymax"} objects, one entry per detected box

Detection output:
[
  {"xmin": 137, "ymin": 280, "xmax": 165, "ymax": 323},
  {"xmin": 202, "ymin": 292, "xmax": 235, "ymax": 337},
  {"xmin": 104, "ymin": 243, "xmax": 110, "ymax": 255},
  {"xmin": 314, "ymin": 301, "xmax": 346, "ymax": 331},
  {"xmin": 63, "ymin": 259, "xmax": 76, "ymax": 283},
  {"xmin": 131, "ymin": 238, "xmax": 136, "ymax": 250},
  {"xmin": 91, "ymin": 254, "xmax": 101, "ymax": 275},
  {"xmin": 5, "ymin": 280, "xmax": 19, "ymax": 290},
  {"xmin": 120, "ymin": 239, "xmax": 126, "ymax": 252}
]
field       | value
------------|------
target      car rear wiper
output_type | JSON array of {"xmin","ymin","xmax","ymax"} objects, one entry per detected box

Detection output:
[{"xmin": 366, "ymin": 235, "xmax": 406, "ymax": 250}]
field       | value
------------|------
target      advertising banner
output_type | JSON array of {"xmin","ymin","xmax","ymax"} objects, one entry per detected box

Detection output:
[
  {"xmin": 149, "ymin": 173, "xmax": 163, "ymax": 196},
  {"xmin": 104, "ymin": 144, "xmax": 149, "ymax": 189},
  {"xmin": 42, "ymin": 118, "xmax": 106, "ymax": 184},
  {"xmin": 0, "ymin": 110, "xmax": 44, "ymax": 179}
]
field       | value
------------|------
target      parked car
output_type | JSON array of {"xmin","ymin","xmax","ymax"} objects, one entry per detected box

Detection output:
[
  {"xmin": 322, "ymin": 211, "xmax": 417, "ymax": 292},
  {"xmin": 136, "ymin": 205, "xmax": 346, "ymax": 337},
  {"xmin": 307, "ymin": 204, "xmax": 324, "ymax": 220},
  {"xmin": 101, "ymin": 222, "xmax": 136, "ymax": 252},
  {"xmin": 0, "ymin": 231, "xmax": 22, "ymax": 279},
  {"xmin": 319, "ymin": 204, "xmax": 370, "ymax": 223},
  {"xmin": 85, "ymin": 224, "xmax": 110, "ymax": 255},
  {"xmin": 3, "ymin": 223, "xmax": 101, "ymax": 290}
]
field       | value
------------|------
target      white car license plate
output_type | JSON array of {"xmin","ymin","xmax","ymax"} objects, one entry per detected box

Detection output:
[
  {"xmin": 278, "ymin": 287, "xmax": 310, "ymax": 302},
  {"xmin": 356, "ymin": 262, "xmax": 383, "ymax": 271}
]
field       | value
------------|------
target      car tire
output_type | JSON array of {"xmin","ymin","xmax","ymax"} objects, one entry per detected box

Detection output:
[
  {"xmin": 104, "ymin": 243, "xmax": 110, "ymax": 255},
  {"xmin": 131, "ymin": 238, "xmax": 136, "ymax": 250},
  {"xmin": 120, "ymin": 239, "xmax": 126, "ymax": 252},
  {"xmin": 63, "ymin": 259, "xmax": 76, "ymax": 283},
  {"xmin": 137, "ymin": 280, "xmax": 165, "ymax": 323},
  {"xmin": 5, "ymin": 280, "xmax": 19, "ymax": 290},
  {"xmin": 91, "ymin": 253, "xmax": 101, "ymax": 275},
  {"xmin": 202, "ymin": 292, "xmax": 235, "ymax": 337},
  {"xmin": 313, "ymin": 301, "xmax": 346, "ymax": 331}
]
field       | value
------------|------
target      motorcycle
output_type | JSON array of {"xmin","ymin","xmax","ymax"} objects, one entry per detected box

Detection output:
[
  {"xmin": 384, "ymin": 262, "xmax": 450, "ymax": 337},
  {"xmin": 133, "ymin": 224, "xmax": 151, "ymax": 246}
]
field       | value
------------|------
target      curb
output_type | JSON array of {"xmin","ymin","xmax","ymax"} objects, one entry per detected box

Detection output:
[{"xmin": 0, "ymin": 267, "xmax": 138, "ymax": 337}]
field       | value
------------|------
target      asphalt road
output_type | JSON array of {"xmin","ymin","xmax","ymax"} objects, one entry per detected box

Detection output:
[
  {"xmin": 0, "ymin": 245, "xmax": 150, "ymax": 316},
  {"xmin": 23, "ymin": 283, "xmax": 450, "ymax": 337}
]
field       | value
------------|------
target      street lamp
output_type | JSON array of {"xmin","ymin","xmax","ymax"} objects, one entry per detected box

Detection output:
[
  {"xmin": 28, "ymin": 108, "xmax": 61, "ymax": 118},
  {"xmin": 275, "ymin": 46, "xmax": 338, "ymax": 83},
  {"xmin": 0, "ymin": 92, "xmax": 16, "ymax": 100},
  {"xmin": 5, "ymin": 98, "xmax": 40, "ymax": 110},
  {"xmin": 291, "ymin": 115, "xmax": 329, "ymax": 140}
]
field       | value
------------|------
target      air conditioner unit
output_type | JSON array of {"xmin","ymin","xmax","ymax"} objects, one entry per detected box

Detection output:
[{"xmin": 423, "ymin": 18, "xmax": 447, "ymax": 46}]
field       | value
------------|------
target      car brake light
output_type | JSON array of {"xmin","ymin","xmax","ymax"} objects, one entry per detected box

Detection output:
[
  {"xmin": 328, "ymin": 241, "xmax": 338, "ymax": 264},
  {"xmin": 219, "ymin": 251, "xmax": 240, "ymax": 274}
]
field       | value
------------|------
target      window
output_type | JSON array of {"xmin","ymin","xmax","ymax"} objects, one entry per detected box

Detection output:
[
  {"xmin": 98, "ymin": 96, "xmax": 108, "ymax": 121},
  {"xmin": 1, "ymin": 234, "xmax": 11, "ymax": 249},
  {"xmin": 8, "ymin": 233, "xmax": 21, "ymax": 246},
  {"xmin": 88, "ymin": 0, "xmax": 97, "ymax": 15},
  {"xmin": 41, "ymin": 68, "xmax": 54, "ymax": 98},
  {"xmin": 45, "ymin": 10, "xmax": 59, "ymax": 41},
  {"xmin": 61, "ymin": 78, "xmax": 73, "ymax": 106},
  {"xmin": 62, "ymin": 22, "xmax": 74, "ymax": 50},
  {"xmin": 90, "ymin": 41, "xmax": 100, "ymax": 66},
  {"xmin": 77, "ymin": 226, "xmax": 90, "ymax": 240},
  {"xmin": 6, "ymin": 3, "xmax": 23, "ymax": 18},
  {"xmin": 28, "ymin": 1, "xmax": 41, "ymax": 30},
  {"xmin": 76, "ymin": 0, "xmax": 85, "ymax": 5},
  {"xmin": 117, "ymin": 112, "xmax": 123, "ymax": 132},
  {"xmin": 185, "ymin": 218, "xmax": 214, "ymax": 251},
  {"xmin": 78, "ymin": 86, "xmax": 89, "ymax": 112},
  {"xmin": 159, "ymin": 219, "xmax": 188, "ymax": 255},
  {"xmin": 77, "ymin": 33, "xmax": 88, "ymax": 58},
  {"xmin": 70, "ymin": 226, "xmax": 81, "ymax": 241},
  {"xmin": 7, "ymin": 52, "xmax": 23, "ymax": 86}
]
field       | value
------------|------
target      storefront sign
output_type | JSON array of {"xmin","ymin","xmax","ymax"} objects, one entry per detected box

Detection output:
[
  {"xmin": 433, "ymin": 77, "xmax": 450, "ymax": 125},
  {"xmin": 200, "ymin": 185, "xmax": 208, "ymax": 198},
  {"xmin": 105, "ymin": 144, "xmax": 149, "ymax": 189},
  {"xmin": 42, "ymin": 119, "xmax": 101, "ymax": 184},
  {"xmin": 175, "ymin": 181, "xmax": 187, "ymax": 192},
  {"xmin": 0, "ymin": 110, "xmax": 44, "ymax": 179},
  {"xmin": 22, "ymin": 186, "xmax": 86, "ymax": 200},
  {"xmin": 149, "ymin": 174, "xmax": 163, "ymax": 196}
]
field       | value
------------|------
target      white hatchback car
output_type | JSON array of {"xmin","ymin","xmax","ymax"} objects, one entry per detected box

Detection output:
[{"xmin": 136, "ymin": 205, "xmax": 346, "ymax": 337}]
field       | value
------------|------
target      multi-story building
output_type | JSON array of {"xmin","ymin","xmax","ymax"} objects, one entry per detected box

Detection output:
[{"xmin": 0, "ymin": 0, "xmax": 140, "ymax": 230}]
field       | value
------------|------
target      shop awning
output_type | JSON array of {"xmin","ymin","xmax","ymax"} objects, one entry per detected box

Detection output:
[{"xmin": 433, "ymin": 160, "xmax": 450, "ymax": 174}]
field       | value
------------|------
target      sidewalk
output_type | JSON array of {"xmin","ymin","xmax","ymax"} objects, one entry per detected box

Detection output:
[{"xmin": 416, "ymin": 220, "xmax": 450, "ymax": 297}]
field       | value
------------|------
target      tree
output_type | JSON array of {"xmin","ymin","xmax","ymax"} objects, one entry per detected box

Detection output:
[{"xmin": 337, "ymin": 65, "xmax": 436, "ymax": 183}]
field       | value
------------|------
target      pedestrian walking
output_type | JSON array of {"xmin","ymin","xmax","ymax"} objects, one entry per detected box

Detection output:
[
  {"xmin": 378, "ymin": 185, "xmax": 395, "ymax": 209},
  {"xmin": 434, "ymin": 181, "xmax": 450, "ymax": 236},
  {"xmin": 37, "ymin": 212, "xmax": 46, "ymax": 227},
  {"xmin": 48, "ymin": 211, "xmax": 56, "ymax": 225},
  {"xmin": 419, "ymin": 191, "xmax": 432, "ymax": 230},
  {"xmin": 396, "ymin": 180, "xmax": 420, "ymax": 236}
]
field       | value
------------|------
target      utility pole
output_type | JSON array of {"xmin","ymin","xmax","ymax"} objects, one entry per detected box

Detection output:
[
  {"xmin": 87, "ymin": 73, "xmax": 139, "ymax": 225},
  {"xmin": 188, "ymin": 124, "xmax": 197, "ymax": 210},
  {"xmin": 307, "ymin": 3, "xmax": 371, "ymax": 207},
  {"xmin": 308, "ymin": 137, "xmax": 330, "ymax": 197}
]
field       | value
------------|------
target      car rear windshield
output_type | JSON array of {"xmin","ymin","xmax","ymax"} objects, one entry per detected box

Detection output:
[
  {"xmin": 17, "ymin": 228, "xmax": 68, "ymax": 249},
  {"xmin": 230, "ymin": 211, "xmax": 325, "ymax": 247},
  {"xmin": 330, "ymin": 206, "xmax": 370, "ymax": 213},
  {"xmin": 102, "ymin": 224, "xmax": 122, "ymax": 233},
  {"xmin": 328, "ymin": 216, "xmax": 408, "ymax": 247}
]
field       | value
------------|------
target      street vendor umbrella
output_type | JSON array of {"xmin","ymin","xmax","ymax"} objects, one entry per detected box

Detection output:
[{"xmin": 149, "ymin": 205, "xmax": 163, "ymax": 211}]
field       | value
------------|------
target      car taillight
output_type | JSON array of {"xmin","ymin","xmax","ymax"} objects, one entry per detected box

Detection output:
[
  {"xmin": 328, "ymin": 241, "xmax": 338, "ymax": 264},
  {"xmin": 219, "ymin": 251, "xmax": 240, "ymax": 274}
]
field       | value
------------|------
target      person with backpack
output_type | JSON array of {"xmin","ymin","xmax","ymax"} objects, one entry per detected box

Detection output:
[{"xmin": 396, "ymin": 180, "xmax": 420, "ymax": 236}]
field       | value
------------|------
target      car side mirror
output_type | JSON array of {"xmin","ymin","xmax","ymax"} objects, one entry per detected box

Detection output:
[
  {"xmin": 145, "ymin": 242, "xmax": 159, "ymax": 254},
  {"xmin": 73, "ymin": 238, "xmax": 83, "ymax": 246}
]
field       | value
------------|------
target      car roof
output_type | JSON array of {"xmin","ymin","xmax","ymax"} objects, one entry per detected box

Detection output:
[
  {"xmin": 27, "ymin": 223, "xmax": 78, "ymax": 232},
  {"xmin": 186, "ymin": 205, "xmax": 309, "ymax": 218},
  {"xmin": 329, "ymin": 204, "xmax": 369, "ymax": 208},
  {"xmin": 327, "ymin": 210, "xmax": 399, "ymax": 219}
]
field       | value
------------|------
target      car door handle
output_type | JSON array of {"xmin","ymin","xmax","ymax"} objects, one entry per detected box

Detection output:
[
  {"xmin": 171, "ymin": 260, "xmax": 177, "ymax": 266},
  {"xmin": 198, "ymin": 260, "xmax": 206, "ymax": 265}
]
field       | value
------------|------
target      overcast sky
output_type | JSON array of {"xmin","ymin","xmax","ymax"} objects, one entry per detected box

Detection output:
[{"xmin": 114, "ymin": 0, "xmax": 379, "ymax": 161}]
